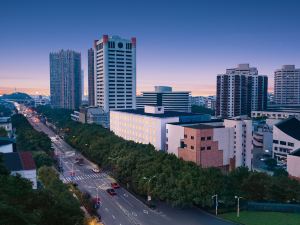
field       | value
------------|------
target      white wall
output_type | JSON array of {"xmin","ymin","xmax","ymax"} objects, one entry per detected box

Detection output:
[
  {"xmin": 224, "ymin": 119, "xmax": 253, "ymax": 169},
  {"xmin": 0, "ymin": 144, "xmax": 13, "ymax": 153},
  {"xmin": 166, "ymin": 124, "xmax": 184, "ymax": 156},
  {"xmin": 287, "ymin": 155, "xmax": 300, "ymax": 179},
  {"xmin": 273, "ymin": 126, "xmax": 300, "ymax": 161},
  {"xmin": 110, "ymin": 111, "xmax": 179, "ymax": 150},
  {"xmin": 11, "ymin": 169, "xmax": 37, "ymax": 189},
  {"xmin": 213, "ymin": 127, "xmax": 232, "ymax": 165}
]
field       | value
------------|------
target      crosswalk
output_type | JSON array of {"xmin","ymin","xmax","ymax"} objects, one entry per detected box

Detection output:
[{"xmin": 61, "ymin": 173, "xmax": 105, "ymax": 183}]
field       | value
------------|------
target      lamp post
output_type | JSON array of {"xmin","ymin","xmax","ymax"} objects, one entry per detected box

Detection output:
[
  {"xmin": 235, "ymin": 196, "xmax": 243, "ymax": 217},
  {"xmin": 143, "ymin": 175, "xmax": 156, "ymax": 202},
  {"xmin": 212, "ymin": 194, "xmax": 218, "ymax": 215}
]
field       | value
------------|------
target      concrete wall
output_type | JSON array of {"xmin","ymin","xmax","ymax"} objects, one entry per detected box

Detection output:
[
  {"xmin": 0, "ymin": 144, "xmax": 13, "ymax": 153},
  {"xmin": 166, "ymin": 124, "xmax": 184, "ymax": 156},
  {"xmin": 273, "ymin": 126, "xmax": 300, "ymax": 161},
  {"xmin": 110, "ymin": 111, "xmax": 179, "ymax": 150},
  {"xmin": 287, "ymin": 155, "xmax": 300, "ymax": 180}
]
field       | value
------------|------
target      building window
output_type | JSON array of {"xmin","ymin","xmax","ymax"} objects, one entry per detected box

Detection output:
[
  {"xmin": 200, "ymin": 147, "xmax": 205, "ymax": 151},
  {"xmin": 288, "ymin": 142, "xmax": 294, "ymax": 147},
  {"xmin": 201, "ymin": 137, "xmax": 205, "ymax": 141},
  {"xmin": 191, "ymin": 146, "xmax": 194, "ymax": 150},
  {"xmin": 273, "ymin": 140, "xmax": 278, "ymax": 144},
  {"xmin": 207, "ymin": 136, "xmax": 212, "ymax": 140},
  {"xmin": 184, "ymin": 134, "xmax": 187, "ymax": 138},
  {"xmin": 280, "ymin": 141, "xmax": 286, "ymax": 145},
  {"xmin": 207, "ymin": 146, "xmax": 211, "ymax": 150},
  {"xmin": 191, "ymin": 136, "xmax": 194, "ymax": 140}
]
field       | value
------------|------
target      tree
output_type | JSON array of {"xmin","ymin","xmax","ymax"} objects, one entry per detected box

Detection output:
[
  {"xmin": 32, "ymin": 151, "xmax": 53, "ymax": 168},
  {"xmin": 11, "ymin": 114, "xmax": 51, "ymax": 152},
  {"xmin": 0, "ymin": 127, "xmax": 7, "ymax": 137},
  {"xmin": 191, "ymin": 105, "xmax": 215, "ymax": 115},
  {"xmin": 35, "ymin": 106, "xmax": 300, "ymax": 208},
  {"xmin": 242, "ymin": 172, "xmax": 271, "ymax": 201}
]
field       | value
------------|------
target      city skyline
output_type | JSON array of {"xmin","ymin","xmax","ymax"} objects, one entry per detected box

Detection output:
[{"xmin": 1, "ymin": 0, "xmax": 300, "ymax": 96}]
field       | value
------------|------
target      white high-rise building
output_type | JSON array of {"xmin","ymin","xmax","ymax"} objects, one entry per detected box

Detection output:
[
  {"xmin": 94, "ymin": 35, "xmax": 136, "ymax": 112},
  {"xmin": 274, "ymin": 65, "xmax": 300, "ymax": 105}
]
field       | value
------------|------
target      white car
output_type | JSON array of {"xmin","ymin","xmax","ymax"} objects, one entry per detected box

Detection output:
[{"xmin": 92, "ymin": 168, "xmax": 100, "ymax": 173}]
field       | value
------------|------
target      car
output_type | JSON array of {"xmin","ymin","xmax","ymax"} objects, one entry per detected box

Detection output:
[
  {"xmin": 75, "ymin": 157, "xmax": 84, "ymax": 165},
  {"xmin": 111, "ymin": 182, "xmax": 120, "ymax": 189},
  {"xmin": 92, "ymin": 167, "xmax": 100, "ymax": 173},
  {"xmin": 106, "ymin": 188, "xmax": 117, "ymax": 196},
  {"xmin": 92, "ymin": 197, "xmax": 101, "ymax": 208}
]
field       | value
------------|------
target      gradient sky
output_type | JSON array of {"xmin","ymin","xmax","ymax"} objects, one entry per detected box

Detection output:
[{"xmin": 1, "ymin": 0, "xmax": 300, "ymax": 96}]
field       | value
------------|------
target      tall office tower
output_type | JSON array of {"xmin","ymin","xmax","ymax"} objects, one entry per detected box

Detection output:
[
  {"xmin": 216, "ymin": 64, "xmax": 268, "ymax": 118},
  {"xmin": 94, "ymin": 35, "xmax": 136, "ymax": 112},
  {"xmin": 274, "ymin": 65, "xmax": 300, "ymax": 105},
  {"xmin": 136, "ymin": 86, "xmax": 191, "ymax": 112},
  {"xmin": 81, "ymin": 70, "xmax": 84, "ymax": 100},
  {"xmin": 50, "ymin": 50, "xmax": 81, "ymax": 109},
  {"xmin": 88, "ymin": 48, "xmax": 95, "ymax": 106}
]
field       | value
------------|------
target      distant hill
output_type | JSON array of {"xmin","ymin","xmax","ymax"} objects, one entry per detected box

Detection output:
[{"xmin": 1, "ymin": 92, "xmax": 32, "ymax": 100}]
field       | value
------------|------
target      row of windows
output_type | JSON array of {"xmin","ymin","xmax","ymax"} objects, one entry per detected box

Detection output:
[
  {"xmin": 273, "ymin": 139, "xmax": 294, "ymax": 147},
  {"xmin": 190, "ymin": 146, "xmax": 211, "ymax": 150},
  {"xmin": 183, "ymin": 135, "xmax": 212, "ymax": 141}
]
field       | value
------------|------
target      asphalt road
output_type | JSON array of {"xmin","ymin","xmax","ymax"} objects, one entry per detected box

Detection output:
[{"xmin": 26, "ymin": 113, "xmax": 235, "ymax": 225}]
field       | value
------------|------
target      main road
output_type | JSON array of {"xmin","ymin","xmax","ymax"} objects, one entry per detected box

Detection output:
[{"xmin": 26, "ymin": 112, "xmax": 234, "ymax": 225}]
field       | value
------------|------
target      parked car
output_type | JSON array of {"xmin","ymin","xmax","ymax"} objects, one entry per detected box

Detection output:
[
  {"xmin": 106, "ymin": 188, "xmax": 117, "ymax": 196},
  {"xmin": 111, "ymin": 182, "xmax": 120, "ymax": 189},
  {"xmin": 92, "ymin": 167, "xmax": 100, "ymax": 173}
]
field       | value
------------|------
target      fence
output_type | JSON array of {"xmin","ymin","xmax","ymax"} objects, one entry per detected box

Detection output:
[{"xmin": 247, "ymin": 201, "xmax": 300, "ymax": 213}]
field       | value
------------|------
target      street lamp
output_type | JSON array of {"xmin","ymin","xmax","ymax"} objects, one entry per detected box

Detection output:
[
  {"xmin": 143, "ymin": 175, "xmax": 156, "ymax": 202},
  {"xmin": 235, "ymin": 196, "xmax": 243, "ymax": 217},
  {"xmin": 212, "ymin": 194, "xmax": 218, "ymax": 215}
]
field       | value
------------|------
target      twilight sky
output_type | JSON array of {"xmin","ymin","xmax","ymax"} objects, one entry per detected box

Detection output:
[{"xmin": 1, "ymin": 0, "xmax": 300, "ymax": 96}]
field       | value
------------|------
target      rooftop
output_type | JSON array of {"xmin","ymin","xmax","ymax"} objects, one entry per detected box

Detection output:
[
  {"xmin": 275, "ymin": 117, "xmax": 300, "ymax": 141},
  {"xmin": 184, "ymin": 124, "xmax": 225, "ymax": 129},
  {"xmin": 0, "ymin": 117, "xmax": 11, "ymax": 123},
  {"xmin": 112, "ymin": 109, "xmax": 202, "ymax": 118},
  {"xmin": 290, "ymin": 148, "xmax": 300, "ymax": 157},
  {"xmin": 168, "ymin": 119, "xmax": 223, "ymax": 126},
  {"xmin": 3, "ymin": 152, "xmax": 36, "ymax": 171},
  {"xmin": 0, "ymin": 137, "xmax": 15, "ymax": 147}
]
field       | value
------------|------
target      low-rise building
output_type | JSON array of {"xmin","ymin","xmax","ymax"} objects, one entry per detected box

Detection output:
[
  {"xmin": 3, "ymin": 151, "xmax": 37, "ymax": 189},
  {"xmin": 0, "ymin": 137, "xmax": 15, "ymax": 153},
  {"xmin": 0, "ymin": 117, "xmax": 12, "ymax": 137},
  {"xmin": 252, "ymin": 110, "xmax": 300, "ymax": 120},
  {"xmin": 253, "ymin": 122, "xmax": 273, "ymax": 152},
  {"xmin": 71, "ymin": 111, "xmax": 80, "ymax": 122},
  {"xmin": 110, "ymin": 106, "xmax": 211, "ymax": 151},
  {"xmin": 190, "ymin": 96, "xmax": 206, "ymax": 106},
  {"xmin": 31, "ymin": 95, "xmax": 50, "ymax": 107},
  {"xmin": 272, "ymin": 117, "xmax": 300, "ymax": 163},
  {"xmin": 166, "ymin": 116, "xmax": 253, "ymax": 170},
  {"xmin": 71, "ymin": 107, "xmax": 109, "ymax": 128},
  {"xmin": 287, "ymin": 149, "xmax": 300, "ymax": 181}
]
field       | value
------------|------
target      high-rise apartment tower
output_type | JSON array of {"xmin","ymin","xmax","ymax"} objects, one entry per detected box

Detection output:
[
  {"xmin": 216, "ymin": 64, "xmax": 268, "ymax": 118},
  {"xmin": 50, "ymin": 49, "xmax": 81, "ymax": 109}
]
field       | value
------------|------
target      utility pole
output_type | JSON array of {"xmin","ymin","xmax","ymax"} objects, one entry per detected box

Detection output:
[
  {"xmin": 212, "ymin": 194, "xmax": 218, "ymax": 215},
  {"xmin": 235, "ymin": 196, "xmax": 243, "ymax": 217},
  {"xmin": 143, "ymin": 175, "xmax": 156, "ymax": 202}
]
